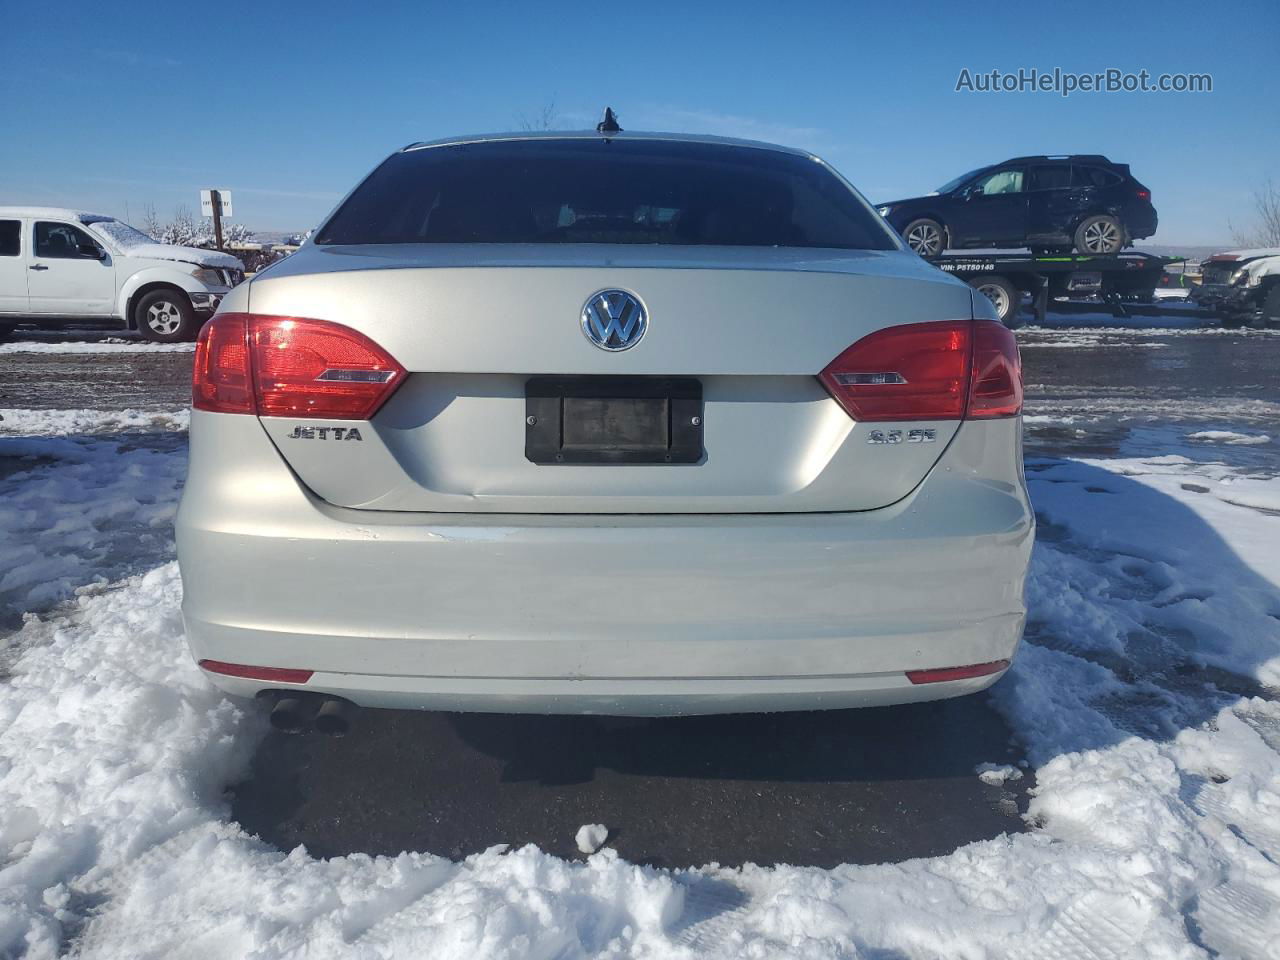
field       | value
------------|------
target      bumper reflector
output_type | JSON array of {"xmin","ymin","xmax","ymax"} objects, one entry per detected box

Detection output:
[
  {"xmin": 198, "ymin": 659, "xmax": 314, "ymax": 685},
  {"xmin": 905, "ymin": 659, "xmax": 1010, "ymax": 685}
]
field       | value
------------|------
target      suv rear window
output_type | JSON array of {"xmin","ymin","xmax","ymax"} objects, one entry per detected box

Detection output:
[
  {"xmin": 316, "ymin": 139, "xmax": 897, "ymax": 250},
  {"xmin": 1076, "ymin": 166, "xmax": 1123, "ymax": 188}
]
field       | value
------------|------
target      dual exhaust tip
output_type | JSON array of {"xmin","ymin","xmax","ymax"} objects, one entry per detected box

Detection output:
[{"xmin": 268, "ymin": 694, "xmax": 355, "ymax": 737}]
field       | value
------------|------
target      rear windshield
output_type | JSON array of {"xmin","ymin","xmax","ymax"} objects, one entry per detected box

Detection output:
[{"xmin": 315, "ymin": 139, "xmax": 898, "ymax": 250}]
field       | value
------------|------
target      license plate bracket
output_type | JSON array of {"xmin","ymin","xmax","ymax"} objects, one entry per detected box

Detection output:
[{"xmin": 525, "ymin": 376, "xmax": 703, "ymax": 464}]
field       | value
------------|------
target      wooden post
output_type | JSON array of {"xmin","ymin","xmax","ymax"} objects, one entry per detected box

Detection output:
[{"xmin": 211, "ymin": 189, "xmax": 224, "ymax": 251}]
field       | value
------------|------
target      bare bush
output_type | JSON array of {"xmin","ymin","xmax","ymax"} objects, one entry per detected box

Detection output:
[{"xmin": 1230, "ymin": 180, "xmax": 1280, "ymax": 248}]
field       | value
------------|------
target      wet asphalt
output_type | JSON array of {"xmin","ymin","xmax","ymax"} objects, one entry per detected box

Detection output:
[{"xmin": 3, "ymin": 309, "xmax": 1278, "ymax": 868}]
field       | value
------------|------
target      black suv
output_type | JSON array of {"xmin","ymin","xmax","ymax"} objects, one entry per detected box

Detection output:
[{"xmin": 879, "ymin": 155, "xmax": 1157, "ymax": 256}]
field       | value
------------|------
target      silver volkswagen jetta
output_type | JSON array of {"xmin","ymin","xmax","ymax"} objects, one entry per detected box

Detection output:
[{"xmin": 176, "ymin": 130, "xmax": 1032, "ymax": 724}]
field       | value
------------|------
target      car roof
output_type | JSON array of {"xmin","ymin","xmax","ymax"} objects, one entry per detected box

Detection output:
[
  {"xmin": 1001, "ymin": 154, "xmax": 1114, "ymax": 165},
  {"xmin": 0, "ymin": 207, "xmax": 114, "ymax": 222},
  {"xmin": 400, "ymin": 130, "xmax": 817, "ymax": 159}
]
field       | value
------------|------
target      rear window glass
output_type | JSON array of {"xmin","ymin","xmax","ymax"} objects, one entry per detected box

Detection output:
[
  {"xmin": 1076, "ymin": 166, "xmax": 1123, "ymax": 188},
  {"xmin": 0, "ymin": 220, "xmax": 19, "ymax": 257},
  {"xmin": 316, "ymin": 139, "xmax": 897, "ymax": 250}
]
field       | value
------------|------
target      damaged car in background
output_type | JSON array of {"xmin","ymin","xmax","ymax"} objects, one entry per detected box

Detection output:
[
  {"xmin": 0, "ymin": 207, "xmax": 244, "ymax": 343},
  {"xmin": 1191, "ymin": 247, "xmax": 1280, "ymax": 327}
]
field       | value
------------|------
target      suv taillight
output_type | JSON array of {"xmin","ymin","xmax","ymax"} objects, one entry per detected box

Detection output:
[
  {"xmin": 819, "ymin": 320, "xmax": 1021, "ymax": 422},
  {"xmin": 193, "ymin": 313, "xmax": 406, "ymax": 419}
]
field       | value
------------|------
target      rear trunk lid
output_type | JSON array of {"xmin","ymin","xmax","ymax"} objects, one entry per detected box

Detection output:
[{"xmin": 248, "ymin": 244, "xmax": 973, "ymax": 513}]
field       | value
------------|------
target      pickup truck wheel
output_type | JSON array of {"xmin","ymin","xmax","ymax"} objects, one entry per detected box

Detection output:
[
  {"xmin": 136, "ymin": 289, "xmax": 198, "ymax": 342},
  {"xmin": 971, "ymin": 275, "xmax": 1021, "ymax": 328},
  {"xmin": 902, "ymin": 218, "xmax": 946, "ymax": 256},
  {"xmin": 1074, "ymin": 215, "xmax": 1125, "ymax": 255}
]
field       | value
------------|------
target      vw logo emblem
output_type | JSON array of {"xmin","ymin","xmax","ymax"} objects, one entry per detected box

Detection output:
[{"xmin": 581, "ymin": 289, "xmax": 647, "ymax": 351}]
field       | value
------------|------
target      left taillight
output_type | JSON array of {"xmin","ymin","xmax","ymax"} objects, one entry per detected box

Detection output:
[{"xmin": 193, "ymin": 313, "xmax": 406, "ymax": 419}]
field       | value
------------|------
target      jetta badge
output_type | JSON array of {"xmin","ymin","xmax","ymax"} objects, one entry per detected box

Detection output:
[{"xmin": 581, "ymin": 290, "xmax": 647, "ymax": 351}]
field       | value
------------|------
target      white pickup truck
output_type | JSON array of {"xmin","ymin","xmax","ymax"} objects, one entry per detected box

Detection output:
[{"xmin": 0, "ymin": 207, "xmax": 244, "ymax": 342}]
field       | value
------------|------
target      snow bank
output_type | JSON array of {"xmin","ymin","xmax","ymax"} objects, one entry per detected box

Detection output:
[
  {"xmin": 1025, "ymin": 455, "xmax": 1280, "ymax": 687},
  {"xmin": 1019, "ymin": 322, "xmax": 1280, "ymax": 338},
  {"xmin": 0, "ymin": 569, "xmax": 685, "ymax": 958},
  {"xmin": 1, "ymin": 443, "xmax": 1279, "ymax": 957},
  {"xmin": 0, "ymin": 341, "xmax": 195, "ymax": 355},
  {"xmin": 1186, "ymin": 430, "xmax": 1272, "ymax": 446},
  {"xmin": 1208, "ymin": 475, "xmax": 1280, "ymax": 513},
  {"xmin": 0, "ymin": 437, "xmax": 185, "ymax": 622},
  {"xmin": 0, "ymin": 409, "xmax": 190, "ymax": 437},
  {"xmin": 1024, "ymin": 395, "xmax": 1280, "ymax": 425},
  {"xmin": 1018, "ymin": 333, "xmax": 1167, "ymax": 349}
]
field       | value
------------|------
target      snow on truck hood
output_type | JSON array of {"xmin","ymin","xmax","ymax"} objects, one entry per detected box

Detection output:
[
  {"xmin": 1208, "ymin": 246, "xmax": 1280, "ymax": 261},
  {"xmin": 127, "ymin": 244, "xmax": 243, "ymax": 269}
]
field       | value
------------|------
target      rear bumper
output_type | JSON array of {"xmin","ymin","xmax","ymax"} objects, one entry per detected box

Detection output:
[
  {"xmin": 1126, "ymin": 206, "xmax": 1157, "ymax": 241},
  {"xmin": 1191, "ymin": 282, "xmax": 1259, "ymax": 318},
  {"xmin": 176, "ymin": 411, "xmax": 1033, "ymax": 715},
  {"xmin": 189, "ymin": 291, "xmax": 226, "ymax": 314}
]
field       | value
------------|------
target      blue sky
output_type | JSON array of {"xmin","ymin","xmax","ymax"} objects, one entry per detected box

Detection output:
[{"xmin": 2, "ymin": 0, "xmax": 1275, "ymax": 244}]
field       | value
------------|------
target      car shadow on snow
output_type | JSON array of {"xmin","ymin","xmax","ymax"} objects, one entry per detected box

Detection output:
[
  {"xmin": 231, "ymin": 459, "xmax": 1280, "ymax": 871},
  {"xmin": 1013, "ymin": 458, "xmax": 1279, "ymax": 755}
]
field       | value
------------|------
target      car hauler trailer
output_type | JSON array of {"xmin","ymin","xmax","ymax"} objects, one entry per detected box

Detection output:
[{"xmin": 927, "ymin": 251, "xmax": 1179, "ymax": 327}]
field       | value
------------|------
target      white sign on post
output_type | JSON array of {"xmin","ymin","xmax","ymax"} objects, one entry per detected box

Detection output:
[{"xmin": 199, "ymin": 189, "xmax": 234, "ymax": 218}]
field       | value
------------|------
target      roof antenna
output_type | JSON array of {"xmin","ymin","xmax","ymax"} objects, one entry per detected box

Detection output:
[{"xmin": 596, "ymin": 107, "xmax": 622, "ymax": 137}]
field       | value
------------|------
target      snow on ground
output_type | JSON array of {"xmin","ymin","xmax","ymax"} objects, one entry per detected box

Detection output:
[
  {"xmin": 974, "ymin": 764, "xmax": 1024, "ymax": 786},
  {"xmin": 1024, "ymin": 394, "xmax": 1280, "ymax": 425},
  {"xmin": 1022, "ymin": 339, "xmax": 1167, "ymax": 350},
  {"xmin": 1186, "ymin": 430, "xmax": 1272, "ymax": 446},
  {"xmin": 1, "ymin": 422, "xmax": 1279, "ymax": 956},
  {"xmin": 1028, "ymin": 307, "xmax": 1210, "ymax": 330},
  {"xmin": 0, "ymin": 409, "xmax": 190, "ymax": 437},
  {"xmin": 1018, "ymin": 320, "xmax": 1280, "ymax": 339},
  {"xmin": 0, "ymin": 341, "xmax": 195, "ymax": 355},
  {"xmin": 576, "ymin": 824, "xmax": 610, "ymax": 855},
  {"xmin": 0, "ymin": 434, "xmax": 186, "ymax": 627}
]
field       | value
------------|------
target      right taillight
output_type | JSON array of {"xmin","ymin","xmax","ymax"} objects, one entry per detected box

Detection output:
[
  {"xmin": 967, "ymin": 320, "xmax": 1023, "ymax": 419},
  {"xmin": 819, "ymin": 319, "xmax": 1021, "ymax": 422},
  {"xmin": 193, "ymin": 313, "xmax": 406, "ymax": 419}
]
